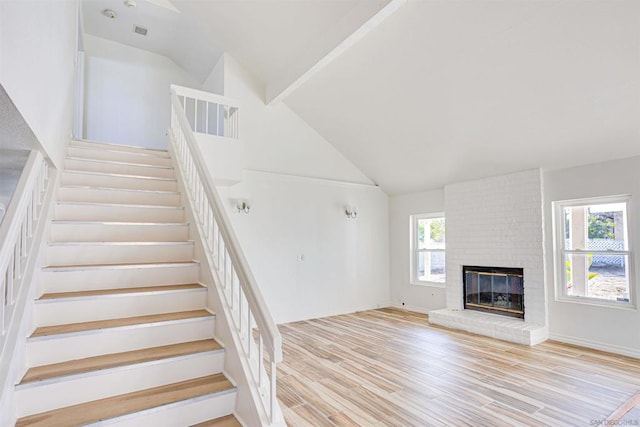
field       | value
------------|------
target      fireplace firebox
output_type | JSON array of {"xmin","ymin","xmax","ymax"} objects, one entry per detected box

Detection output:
[{"xmin": 463, "ymin": 266, "xmax": 524, "ymax": 319}]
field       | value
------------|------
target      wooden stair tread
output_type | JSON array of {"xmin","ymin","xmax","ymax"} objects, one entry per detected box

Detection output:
[
  {"xmin": 30, "ymin": 310, "xmax": 213, "ymax": 338},
  {"xmin": 70, "ymin": 142, "xmax": 170, "ymax": 157},
  {"xmin": 15, "ymin": 374, "xmax": 234, "ymax": 427},
  {"xmin": 38, "ymin": 284, "xmax": 204, "ymax": 301},
  {"xmin": 192, "ymin": 414, "xmax": 242, "ymax": 426},
  {"xmin": 20, "ymin": 339, "xmax": 222, "ymax": 385},
  {"xmin": 44, "ymin": 261, "xmax": 195, "ymax": 270},
  {"xmin": 42, "ymin": 261, "xmax": 198, "ymax": 271},
  {"xmin": 60, "ymin": 184, "xmax": 180, "ymax": 194},
  {"xmin": 56, "ymin": 200, "xmax": 183, "ymax": 208},
  {"xmin": 66, "ymin": 156, "xmax": 175, "ymax": 169}
]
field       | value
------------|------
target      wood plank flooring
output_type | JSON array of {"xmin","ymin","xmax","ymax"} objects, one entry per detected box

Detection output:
[
  {"xmin": 276, "ymin": 308, "xmax": 640, "ymax": 426},
  {"xmin": 20, "ymin": 339, "xmax": 221, "ymax": 384},
  {"xmin": 16, "ymin": 374, "xmax": 233, "ymax": 427},
  {"xmin": 38, "ymin": 283, "xmax": 204, "ymax": 300},
  {"xmin": 191, "ymin": 414, "xmax": 242, "ymax": 426},
  {"xmin": 30, "ymin": 309, "xmax": 212, "ymax": 338}
]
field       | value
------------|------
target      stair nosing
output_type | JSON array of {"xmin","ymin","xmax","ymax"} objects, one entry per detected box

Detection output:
[
  {"xmin": 28, "ymin": 310, "xmax": 215, "ymax": 342},
  {"xmin": 16, "ymin": 373, "xmax": 238, "ymax": 426},
  {"xmin": 51, "ymin": 220, "xmax": 189, "ymax": 226},
  {"xmin": 66, "ymin": 157, "xmax": 175, "ymax": 171},
  {"xmin": 72, "ymin": 139, "xmax": 170, "ymax": 154},
  {"xmin": 56, "ymin": 200, "xmax": 184, "ymax": 210},
  {"xmin": 89, "ymin": 386, "xmax": 236, "ymax": 426},
  {"xmin": 59, "ymin": 185, "xmax": 180, "ymax": 195},
  {"xmin": 16, "ymin": 346, "xmax": 223, "ymax": 390},
  {"xmin": 69, "ymin": 144, "xmax": 171, "ymax": 159},
  {"xmin": 42, "ymin": 261, "xmax": 199, "ymax": 272},
  {"xmin": 36, "ymin": 284, "xmax": 205, "ymax": 303},
  {"xmin": 63, "ymin": 170, "xmax": 177, "ymax": 181},
  {"xmin": 47, "ymin": 241, "xmax": 194, "ymax": 247}
]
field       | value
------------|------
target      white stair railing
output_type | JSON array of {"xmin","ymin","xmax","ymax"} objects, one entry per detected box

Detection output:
[
  {"xmin": 0, "ymin": 151, "xmax": 50, "ymax": 342},
  {"xmin": 173, "ymin": 85, "xmax": 239, "ymax": 139},
  {"xmin": 169, "ymin": 85, "xmax": 282, "ymax": 425}
]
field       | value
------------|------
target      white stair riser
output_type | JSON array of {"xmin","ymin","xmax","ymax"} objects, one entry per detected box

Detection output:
[
  {"xmin": 55, "ymin": 204, "xmax": 184, "ymax": 223},
  {"xmin": 41, "ymin": 264, "xmax": 200, "ymax": 293},
  {"xmin": 15, "ymin": 352, "xmax": 224, "ymax": 417},
  {"xmin": 65, "ymin": 158, "xmax": 175, "ymax": 179},
  {"xmin": 58, "ymin": 187, "xmax": 181, "ymax": 206},
  {"xmin": 50, "ymin": 223, "xmax": 189, "ymax": 243},
  {"xmin": 104, "ymin": 391, "xmax": 236, "ymax": 427},
  {"xmin": 71, "ymin": 140, "xmax": 168, "ymax": 156},
  {"xmin": 34, "ymin": 289, "xmax": 206, "ymax": 325},
  {"xmin": 62, "ymin": 172, "xmax": 177, "ymax": 192},
  {"xmin": 68, "ymin": 146, "xmax": 172, "ymax": 167},
  {"xmin": 46, "ymin": 243, "xmax": 194, "ymax": 266},
  {"xmin": 27, "ymin": 317, "xmax": 215, "ymax": 366}
]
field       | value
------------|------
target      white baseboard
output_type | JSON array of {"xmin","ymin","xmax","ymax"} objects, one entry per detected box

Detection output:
[
  {"xmin": 549, "ymin": 333, "xmax": 640, "ymax": 359},
  {"xmin": 276, "ymin": 302, "xmax": 393, "ymax": 325},
  {"xmin": 355, "ymin": 301, "xmax": 393, "ymax": 313},
  {"xmin": 389, "ymin": 303, "xmax": 432, "ymax": 315}
]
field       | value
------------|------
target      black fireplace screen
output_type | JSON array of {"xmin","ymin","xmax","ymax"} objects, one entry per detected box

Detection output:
[{"xmin": 463, "ymin": 266, "xmax": 524, "ymax": 319}]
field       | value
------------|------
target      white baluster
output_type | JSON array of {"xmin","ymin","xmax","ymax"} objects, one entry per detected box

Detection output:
[
  {"xmin": 206, "ymin": 102, "xmax": 209, "ymax": 135},
  {"xmin": 258, "ymin": 334, "xmax": 264, "ymax": 388},
  {"xmin": 270, "ymin": 359, "xmax": 277, "ymax": 423},
  {"xmin": 1, "ymin": 273, "xmax": 5, "ymax": 334},
  {"xmin": 7, "ymin": 254, "xmax": 14, "ymax": 306}
]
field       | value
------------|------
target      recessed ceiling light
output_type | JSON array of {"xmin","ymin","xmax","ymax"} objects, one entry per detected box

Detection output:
[
  {"xmin": 133, "ymin": 25, "xmax": 148, "ymax": 36},
  {"xmin": 101, "ymin": 9, "xmax": 116, "ymax": 19},
  {"xmin": 124, "ymin": 0, "xmax": 137, "ymax": 7}
]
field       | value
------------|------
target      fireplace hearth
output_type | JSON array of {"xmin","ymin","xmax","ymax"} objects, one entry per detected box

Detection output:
[{"xmin": 463, "ymin": 266, "xmax": 524, "ymax": 319}]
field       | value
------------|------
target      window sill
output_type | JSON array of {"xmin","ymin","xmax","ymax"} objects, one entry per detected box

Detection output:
[
  {"xmin": 555, "ymin": 295, "xmax": 637, "ymax": 310},
  {"xmin": 411, "ymin": 280, "xmax": 446, "ymax": 288}
]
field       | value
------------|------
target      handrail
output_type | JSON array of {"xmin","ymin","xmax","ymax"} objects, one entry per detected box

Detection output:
[
  {"xmin": 0, "ymin": 150, "xmax": 49, "ymax": 339},
  {"xmin": 171, "ymin": 84, "xmax": 240, "ymax": 139},
  {"xmin": 171, "ymin": 84, "xmax": 240, "ymax": 108},
  {"xmin": 169, "ymin": 88, "xmax": 282, "ymax": 425}
]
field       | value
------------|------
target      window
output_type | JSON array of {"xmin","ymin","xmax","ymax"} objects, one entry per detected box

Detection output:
[
  {"xmin": 410, "ymin": 213, "xmax": 445, "ymax": 285},
  {"xmin": 554, "ymin": 196, "xmax": 633, "ymax": 306}
]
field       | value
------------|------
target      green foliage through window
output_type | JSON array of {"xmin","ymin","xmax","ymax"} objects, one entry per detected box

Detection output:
[
  {"xmin": 588, "ymin": 213, "xmax": 615, "ymax": 239},
  {"xmin": 430, "ymin": 218, "xmax": 445, "ymax": 243}
]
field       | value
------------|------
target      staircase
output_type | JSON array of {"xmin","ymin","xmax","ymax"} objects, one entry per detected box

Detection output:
[{"xmin": 14, "ymin": 140, "xmax": 241, "ymax": 426}]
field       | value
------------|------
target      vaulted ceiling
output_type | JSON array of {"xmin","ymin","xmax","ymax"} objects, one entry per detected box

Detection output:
[{"xmin": 83, "ymin": 0, "xmax": 640, "ymax": 195}]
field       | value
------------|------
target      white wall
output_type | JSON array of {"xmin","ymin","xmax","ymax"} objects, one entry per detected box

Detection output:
[
  {"xmin": 202, "ymin": 55, "xmax": 224, "ymax": 96},
  {"xmin": 544, "ymin": 156, "xmax": 640, "ymax": 358},
  {"xmin": 83, "ymin": 34, "xmax": 201, "ymax": 149},
  {"xmin": 0, "ymin": 0, "xmax": 78, "ymax": 169},
  {"xmin": 389, "ymin": 189, "xmax": 446, "ymax": 313},
  {"xmin": 219, "ymin": 54, "xmax": 374, "ymax": 184},
  {"xmin": 217, "ymin": 171, "xmax": 390, "ymax": 324},
  {"xmin": 197, "ymin": 54, "xmax": 390, "ymax": 323}
]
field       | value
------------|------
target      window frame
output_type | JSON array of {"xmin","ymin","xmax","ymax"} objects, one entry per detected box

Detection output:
[
  {"xmin": 553, "ymin": 195, "xmax": 635, "ymax": 308},
  {"xmin": 409, "ymin": 212, "xmax": 446, "ymax": 287}
]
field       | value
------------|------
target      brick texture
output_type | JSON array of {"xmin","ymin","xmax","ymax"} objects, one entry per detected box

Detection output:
[{"xmin": 430, "ymin": 169, "xmax": 548, "ymax": 345}]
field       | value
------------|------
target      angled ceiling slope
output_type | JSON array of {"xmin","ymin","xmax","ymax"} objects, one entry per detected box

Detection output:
[
  {"xmin": 82, "ymin": 0, "xmax": 222, "ymax": 82},
  {"xmin": 172, "ymin": 0, "xmax": 392, "ymax": 94},
  {"xmin": 284, "ymin": 0, "xmax": 640, "ymax": 194}
]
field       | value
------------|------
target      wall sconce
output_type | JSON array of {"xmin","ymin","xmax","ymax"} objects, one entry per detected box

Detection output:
[
  {"xmin": 236, "ymin": 199, "xmax": 251, "ymax": 214},
  {"xmin": 345, "ymin": 205, "xmax": 357, "ymax": 219}
]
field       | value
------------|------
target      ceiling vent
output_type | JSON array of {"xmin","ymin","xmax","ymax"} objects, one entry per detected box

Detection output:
[{"xmin": 133, "ymin": 25, "xmax": 148, "ymax": 36}]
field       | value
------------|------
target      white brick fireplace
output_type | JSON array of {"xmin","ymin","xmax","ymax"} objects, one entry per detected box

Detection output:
[{"xmin": 429, "ymin": 169, "xmax": 549, "ymax": 345}]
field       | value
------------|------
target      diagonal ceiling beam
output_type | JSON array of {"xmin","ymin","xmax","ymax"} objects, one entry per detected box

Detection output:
[{"xmin": 266, "ymin": 0, "xmax": 407, "ymax": 105}]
